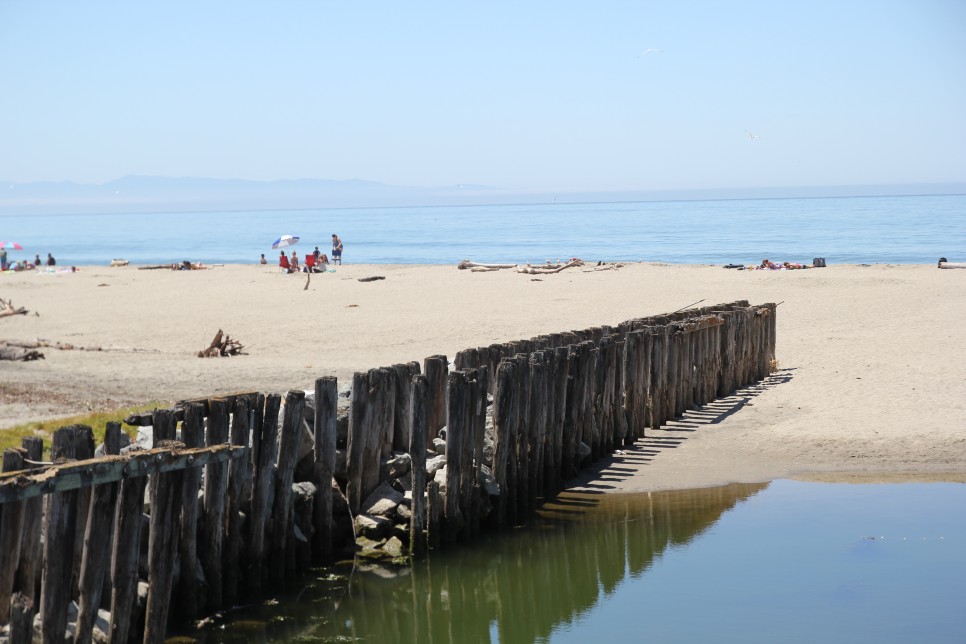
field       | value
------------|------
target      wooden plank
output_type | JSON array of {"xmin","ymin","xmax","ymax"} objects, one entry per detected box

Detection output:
[
  {"xmin": 143, "ymin": 409, "xmax": 184, "ymax": 644},
  {"xmin": 0, "ymin": 444, "xmax": 245, "ymax": 504},
  {"xmin": 0, "ymin": 449, "xmax": 26, "ymax": 623},
  {"xmin": 75, "ymin": 424, "xmax": 122, "ymax": 644},
  {"xmin": 176, "ymin": 403, "xmax": 205, "ymax": 621},
  {"xmin": 313, "ymin": 376, "xmax": 338, "ymax": 559},
  {"xmin": 409, "ymin": 375, "xmax": 429, "ymax": 557},
  {"xmin": 426, "ymin": 480, "xmax": 442, "ymax": 550}
]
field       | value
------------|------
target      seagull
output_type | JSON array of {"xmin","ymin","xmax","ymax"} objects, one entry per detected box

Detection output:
[
  {"xmin": 638, "ymin": 48, "xmax": 663, "ymax": 56},
  {"xmin": 744, "ymin": 130, "xmax": 761, "ymax": 141}
]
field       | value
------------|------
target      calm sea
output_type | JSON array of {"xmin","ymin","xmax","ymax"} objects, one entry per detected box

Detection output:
[{"xmin": 1, "ymin": 193, "xmax": 963, "ymax": 266}]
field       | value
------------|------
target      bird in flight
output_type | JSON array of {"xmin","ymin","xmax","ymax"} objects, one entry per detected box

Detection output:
[
  {"xmin": 744, "ymin": 130, "xmax": 761, "ymax": 141},
  {"xmin": 638, "ymin": 48, "xmax": 663, "ymax": 56}
]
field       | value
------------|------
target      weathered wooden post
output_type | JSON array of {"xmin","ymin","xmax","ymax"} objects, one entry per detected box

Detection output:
[
  {"xmin": 14, "ymin": 437, "xmax": 43, "ymax": 603},
  {"xmin": 0, "ymin": 448, "xmax": 26, "ymax": 623},
  {"xmin": 444, "ymin": 371, "xmax": 469, "ymax": 543},
  {"xmin": 409, "ymin": 375, "xmax": 429, "ymax": 557},
  {"xmin": 248, "ymin": 393, "xmax": 281, "ymax": 590},
  {"xmin": 224, "ymin": 396, "xmax": 250, "ymax": 604},
  {"xmin": 393, "ymin": 362, "xmax": 420, "ymax": 452},
  {"xmin": 312, "ymin": 376, "xmax": 338, "ymax": 559},
  {"xmin": 41, "ymin": 426, "xmax": 81, "ymax": 644},
  {"xmin": 176, "ymin": 404, "xmax": 204, "ymax": 620},
  {"xmin": 75, "ymin": 423, "xmax": 123, "ymax": 643},
  {"xmin": 202, "ymin": 398, "xmax": 229, "ymax": 609},
  {"xmin": 345, "ymin": 371, "xmax": 369, "ymax": 514},
  {"xmin": 108, "ymin": 452, "xmax": 148, "ymax": 644},
  {"xmin": 143, "ymin": 409, "xmax": 184, "ymax": 644},
  {"xmin": 424, "ymin": 355, "xmax": 449, "ymax": 437},
  {"xmin": 8, "ymin": 592, "xmax": 34, "ymax": 644},
  {"xmin": 490, "ymin": 360, "xmax": 516, "ymax": 528},
  {"xmin": 271, "ymin": 390, "xmax": 305, "ymax": 578}
]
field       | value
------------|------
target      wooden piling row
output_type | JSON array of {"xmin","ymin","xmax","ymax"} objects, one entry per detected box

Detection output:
[{"xmin": 0, "ymin": 300, "xmax": 775, "ymax": 640}]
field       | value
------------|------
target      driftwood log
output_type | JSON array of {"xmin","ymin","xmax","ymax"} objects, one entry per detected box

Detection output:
[
  {"xmin": 0, "ymin": 299, "xmax": 28, "ymax": 319},
  {"xmin": 197, "ymin": 329, "xmax": 245, "ymax": 358},
  {"xmin": 0, "ymin": 345, "xmax": 44, "ymax": 361},
  {"xmin": 458, "ymin": 259, "xmax": 586, "ymax": 274}
]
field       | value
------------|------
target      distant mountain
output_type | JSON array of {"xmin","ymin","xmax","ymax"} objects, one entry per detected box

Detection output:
[{"xmin": 0, "ymin": 176, "xmax": 963, "ymax": 215}]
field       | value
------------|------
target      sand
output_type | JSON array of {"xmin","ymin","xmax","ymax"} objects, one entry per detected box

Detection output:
[{"xmin": 1, "ymin": 262, "xmax": 964, "ymax": 491}]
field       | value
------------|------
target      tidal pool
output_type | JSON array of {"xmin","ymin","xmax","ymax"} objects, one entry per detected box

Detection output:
[{"xmin": 189, "ymin": 480, "xmax": 966, "ymax": 643}]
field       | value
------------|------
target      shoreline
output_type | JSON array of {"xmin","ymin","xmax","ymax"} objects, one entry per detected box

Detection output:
[{"xmin": 2, "ymin": 262, "xmax": 964, "ymax": 492}]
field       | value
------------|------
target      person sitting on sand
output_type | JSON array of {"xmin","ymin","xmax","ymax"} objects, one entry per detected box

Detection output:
[
  {"xmin": 318, "ymin": 253, "xmax": 330, "ymax": 270},
  {"xmin": 290, "ymin": 251, "xmax": 300, "ymax": 273},
  {"xmin": 46, "ymin": 253, "xmax": 56, "ymax": 266},
  {"xmin": 760, "ymin": 259, "xmax": 779, "ymax": 270},
  {"xmin": 260, "ymin": 253, "xmax": 267, "ymax": 265}
]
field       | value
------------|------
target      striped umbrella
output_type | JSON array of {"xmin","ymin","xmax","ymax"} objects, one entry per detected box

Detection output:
[
  {"xmin": 272, "ymin": 235, "xmax": 300, "ymax": 249},
  {"xmin": 0, "ymin": 241, "xmax": 23, "ymax": 250}
]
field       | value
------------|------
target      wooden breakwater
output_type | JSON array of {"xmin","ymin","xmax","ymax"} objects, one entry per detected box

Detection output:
[{"xmin": 0, "ymin": 300, "xmax": 775, "ymax": 642}]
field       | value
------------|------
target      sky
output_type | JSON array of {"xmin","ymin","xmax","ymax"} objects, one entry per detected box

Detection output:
[{"xmin": 1, "ymin": 1, "xmax": 965, "ymax": 194}]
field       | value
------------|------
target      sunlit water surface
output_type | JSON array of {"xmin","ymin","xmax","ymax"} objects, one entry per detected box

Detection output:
[{"xmin": 185, "ymin": 480, "xmax": 966, "ymax": 643}]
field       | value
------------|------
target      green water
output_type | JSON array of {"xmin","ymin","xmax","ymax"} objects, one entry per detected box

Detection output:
[{"xmin": 189, "ymin": 480, "xmax": 966, "ymax": 643}]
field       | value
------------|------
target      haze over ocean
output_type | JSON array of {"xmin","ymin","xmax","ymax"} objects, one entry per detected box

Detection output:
[{"xmin": 2, "ymin": 193, "xmax": 962, "ymax": 267}]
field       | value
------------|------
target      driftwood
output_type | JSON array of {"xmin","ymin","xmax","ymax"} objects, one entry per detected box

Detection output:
[
  {"xmin": 515, "ymin": 259, "xmax": 585, "ymax": 274},
  {"xmin": 0, "ymin": 299, "xmax": 28, "ymax": 319},
  {"xmin": 358, "ymin": 276, "xmax": 385, "ymax": 282},
  {"xmin": 197, "ymin": 329, "xmax": 246, "ymax": 358},
  {"xmin": 458, "ymin": 259, "xmax": 586, "ymax": 274},
  {"xmin": 0, "ymin": 345, "xmax": 44, "ymax": 361}
]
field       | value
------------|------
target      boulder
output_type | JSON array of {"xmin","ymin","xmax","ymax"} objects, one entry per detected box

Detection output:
[
  {"xmin": 382, "ymin": 536, "xmax": 405, "ymax": 558},
  {"xmin": 361, "ymin": 481, "xmax": 404, "ymax": 518},
  {"xmin": 425, "ymin": 455, "xmax": 447, "ymax": 479},
  {"xmin": 396, "ymin": 503, "xmax": 412, "ymax": 523},
  {"xmin": 386, "ymin": 452, "xmax": 412, "ymax": 479},
  {"xmin": 354, "ymin": 514, "xmax": 393, "ymax": 540},
  {"xmin": 432, "ymin": 438, "xmax": 446, "ymax": 455},
  {"xmin": 94, "ymin": 432, "xmax": 131, "ymax": 457}
]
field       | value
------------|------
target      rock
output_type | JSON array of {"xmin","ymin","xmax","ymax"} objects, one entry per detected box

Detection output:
[
  {"xmin": 386, "ymin": 452, "xmax": 412, "ymax": 479},
  {"xmin": 361, "ymin": 481, "xmax": 404, "ymax": 518},
  {"xmin": 479, "ymin": 464, "xmax": 500, "ymax": 496},
  {"xmin": 425, "ymin": 455, "xmax": 447, "ymax": 479},
  {"xmin": 483, "ymin": 438, "xmax": 494, "ymax": 468},
  {"xmin": 433, "ymin": 466, "xmax": 447, "ymax": 492},
  {"xmin": 354, "ymin": 514, "xmax": 393, "ymax": 540},
  {"xmin": 577, "ymin": 441, "xmax": 592, "ymax": 460},
  {"xmin": 382, "ymin": 536, "xmax": 405, "ymax": 558},
  {"xmin": 438, "ymin": 426, "xmax": 447, "ymax": 440},
  {"xmin": 432, "ymin": 438, "xmax": 446, "ymax": 455},
  {"xmin": 93, "ymin": 608, "xmax": 111, "ymax": 643},
  {"xmin": 392, "ymin": 473, "xmax": 412, "ymax": 497},
  {"xmin": 396, "ymin": 503, "xmax": 412, "ymax": 522}
]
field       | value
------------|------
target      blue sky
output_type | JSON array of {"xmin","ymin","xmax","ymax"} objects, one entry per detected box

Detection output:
[{"xmin": 1, "ymin": 1, "xmax": 964, "ymax": 193}]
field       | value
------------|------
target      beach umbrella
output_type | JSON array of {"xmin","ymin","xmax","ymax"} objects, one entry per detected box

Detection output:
[
  {"xmin": 0, "ymin": 241, "xmax": 23, "ymax": 250},
  {"xmin": 272, "ymin": 235, "xmax": 300, "ymax": 249}
]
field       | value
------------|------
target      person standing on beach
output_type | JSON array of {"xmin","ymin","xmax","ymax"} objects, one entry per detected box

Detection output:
[
  {"xmin": 0, "ymin": 247, "xmax": 6, "ymax": 271},
  {"xmin": 332, "ymin": 234, "xmax": 343, "ymax": 264},
  {"xmin": 313, "ymin": 246, "xmax": 321, "ymax": 263}
]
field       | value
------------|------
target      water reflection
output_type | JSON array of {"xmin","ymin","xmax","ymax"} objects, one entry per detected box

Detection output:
[{"xmin": 187, "ymin": 482, "xmax": 767, "ymax": 643}]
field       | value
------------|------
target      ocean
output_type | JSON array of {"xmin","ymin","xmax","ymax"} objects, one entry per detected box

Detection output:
[{"xmin": 1, "ymin": 193, "xmax": 963, "ymax": 267}]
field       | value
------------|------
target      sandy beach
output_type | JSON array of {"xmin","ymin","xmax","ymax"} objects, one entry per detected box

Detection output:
[{"xmin": 1, "ymin": 262, "xmax": 964, "ymax": 491}]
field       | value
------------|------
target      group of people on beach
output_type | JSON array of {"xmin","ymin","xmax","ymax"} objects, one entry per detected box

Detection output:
[
  {"xmin": 1, "ymin": 250, "xmax": 56, "ymax": 272},
  {"xmin": 758, "ymin": 258, "xmax": 810, "ymax": 270},
  {"xmin": 261, "ymin": 234, "xmax": 343, "ymax": 274}
]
